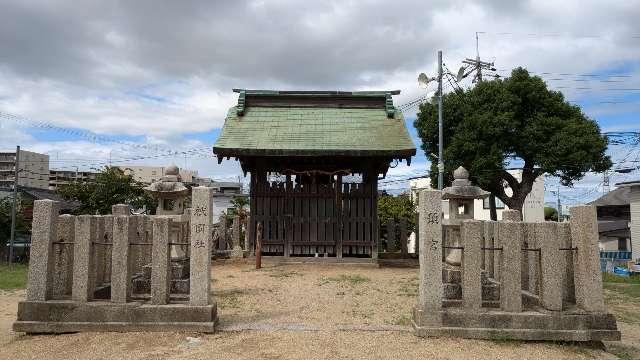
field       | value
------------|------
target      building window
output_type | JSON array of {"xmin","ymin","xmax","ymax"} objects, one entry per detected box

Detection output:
[{"xmin": 483, "ymin": 197, "xmax": 505, "ymax": 209}]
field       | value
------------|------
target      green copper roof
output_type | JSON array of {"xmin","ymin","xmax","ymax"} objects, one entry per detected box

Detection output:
[{"xmin": 213, "ymin": 94, "xmax": 416, "ymax": 158}]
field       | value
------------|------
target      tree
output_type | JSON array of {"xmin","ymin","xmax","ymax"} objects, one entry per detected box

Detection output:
[
  {"xmin": 414, "ymin": 67, "xmax": 611, "ymax": 213},
  {"xmin": 0, "ymin": 198, "xmax": 27, "ymax": 247},
  {"xmin": 57, "ymin": 166, "xmax": 156, "ymax": 215},
  {"xmin": 377, "ymin": 193, "xmax": 416, "ymax": 230},
  {"xmin": 544, "ymin": 206, "xmax": 558, "ymax": 221}
]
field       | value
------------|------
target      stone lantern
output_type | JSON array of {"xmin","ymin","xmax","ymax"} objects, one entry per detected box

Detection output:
[
  {"xmin": 144, "ymin": 164, "xmax": 191, "ymax": 259},
  {"xmin": 144, "ymin": 164, "xmax": 189, "ymax": 216},
  {"xmin": 442, "ymin": 166, "xmax": 490, "ymax": 266}
]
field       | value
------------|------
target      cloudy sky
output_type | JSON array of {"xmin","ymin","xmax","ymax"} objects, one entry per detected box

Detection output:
[{"xmin": 0, "ymin": 0, "xmax": 639, "ymax": 204}]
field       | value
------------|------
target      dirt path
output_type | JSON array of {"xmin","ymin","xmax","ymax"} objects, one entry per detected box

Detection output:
[{"xmin": 0, "ymin": 261, "xmax": 636, "ymax": 359}]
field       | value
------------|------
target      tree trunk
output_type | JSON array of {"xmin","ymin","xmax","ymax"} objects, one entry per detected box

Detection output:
[{"xmin": 489, "ymin": 194, "xmax": 497, "ymax": 221}]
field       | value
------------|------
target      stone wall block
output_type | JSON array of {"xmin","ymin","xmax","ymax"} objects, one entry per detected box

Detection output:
[
  {"xmin": 52, "ymin": 214, "xmax": 75, "ymax": 297},
  {"xmin": 111, "ymin": 216, "xmax": 136, "ymax": 303},
  {"xmin": 26, "ymin": 200, "xmax": 60, "ymax": 301},
  {"xmin": 461, "ymin": 220, "xmax": 483, "ymax": 310},
  {"xmin": 537, "ymin": 222, "xmax": 563, "ymax": 311},
  {"xmin": 151, "ymin": 216, "xmax": 171, "ymax": 305},
  {"xmin": 72, "ymin": 215, "xmax": 97, "ymax": 302}
]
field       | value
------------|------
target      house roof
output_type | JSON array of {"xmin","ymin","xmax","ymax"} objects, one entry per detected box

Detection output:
[
  {"xmin": 213, "ymin": 90, "xmax": 416, "ymax": 158},
  {"xmin": 588, "ymin": 187, "xmax": 631, "ymax": 207},
  {"xmin": 19, "ymin": 187, "xmax": 80, "ymax": 211}
]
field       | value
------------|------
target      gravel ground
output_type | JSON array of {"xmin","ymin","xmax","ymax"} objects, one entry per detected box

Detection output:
[{"xmin": 0, "ymin": 260, "xmax": 637, "ymax": 359}]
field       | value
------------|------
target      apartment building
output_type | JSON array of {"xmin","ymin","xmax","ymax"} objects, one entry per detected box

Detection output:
[
  {"xmin": 117, "ymin": 165, "xmax": 198, "ymax": 185},
  {"xmin": 0, "ymin": 149, "xmax": 49, "ymax": 190},
  {"xmin": 48, "ymin": 169, "xmax": 98, "ymax": 190}
]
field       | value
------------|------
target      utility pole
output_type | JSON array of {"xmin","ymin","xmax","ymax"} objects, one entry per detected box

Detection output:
[
  {"xmin": 9, "ymin": 145, "xmax": 20, "ymax": 265},
  {"xmin": 556, "ymin": 186, "xmax": 562, "ymax": 222},
  {"xmin": 437, "ymin": 50, "xmax": 444, "ymax": 190},
  {"xmin": 461, "ymin": 32, "xmax": 496, "ymax": 84}
]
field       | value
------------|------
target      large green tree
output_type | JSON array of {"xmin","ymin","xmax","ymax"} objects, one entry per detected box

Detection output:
[
  {"xmin": 377, "ymin": 193, "xmax": 416, "ymax": 230},
  {"xmin": 414, "ymin": 67, "xmax": 611, "ymax": 212},
  {"xmin": 58, "ymin": 166, "xmax": 156, "ymax": 215}
]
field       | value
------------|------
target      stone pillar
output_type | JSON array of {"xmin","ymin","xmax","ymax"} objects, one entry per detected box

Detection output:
[
  {"xmin": 499, "ymin": 221, "xmax": 523, "ymax": 312},
  {"xmin": 537, "ymin": 222, "xmax": 564, "ymax": 311},
  {"xmin": 231, "ymin": 216, "xmax": 243, "ymax": 258},
  {"xmin": 415, "ymin": 190, "xmax": 443, "ymax": 326},
  {"xmin": 190, "ymin": 187, "xmax": 213, "ymax": 306},
  {"xmin": 461, "ymin": 220, "xmax": 483, "ymax": 310},
  {"xmin": 26, "ymin": 200, "xmax": 60, "ymax": 301},
  {"xmin": 630, "ymin": 185, "xmax": 640, "ymax": 262},
  {"xmin": 53, "ymin": 214, "xmax": 74, "ymax": 297},
  {"xmin": 151, "ymin": 217, "xmax": 171, "ymax": 305},
  {"xmin": 94, "ymin": 216, "xmax": 106, "ymax": 286},
  {"xmin": 386, "ymin": 221, "xmax": 396, "ymax": 252},
  {"xmin": 72, "ymin": 215, "xmax": 96, "ymax": 302},
  {"xmin": 244, "ymin": 215, "xmax": 251, "ymax": 253},
  {"xmin": 111, "ymin": 216, "xmax": 136, "ymax": 303},
  {"xmin": 111, "ymin": 204, "xmax": 130, "ymax": 216},
  {"xmin": 570, "ymin": 205, "xmax": 605, "ymax": 312},
  {"xmin": 399, "ymin": 218, "xmax": 408, "ymax": 257}
]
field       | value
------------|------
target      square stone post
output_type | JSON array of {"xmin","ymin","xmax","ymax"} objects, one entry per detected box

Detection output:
[
  {"xmin": 570, "ymin": 205, "xmax": 605, "ymax": 312},
  {"xmin": 231, "ymin": 216, "xmax": 243, "ymax": 258},
  {"xmin": 498, "ymin": 221, "xmax": 523, "ymax": 312},
  {"xmin": 386, "ymin": 221, "xmax": 396, "ymax": 252},
  {"xmin": 415, "ymin": 190, "xmax": 443, "ymax": 326},
  {"xmin": 26, "ymin": 200, "xmax": 60, "ymax": 301},
  {"xmin": 72, "ymin": 215, "xmax": 97, "ymax": 302},
  {"xmin": 461, "ymin": 220, "xmax": 483, "ymax": 310},
  {"xmin": 111, "ymin": 216, "xmax": 136, "ymax": 303},
  {"xmin": 483, "ymin": 222, "xmax": 495, "ymax": 278},
  {"xmin": 244, "ymin": 215, "xmax": 251, "ymax": 252},
  {"xmin": 151, "ymin": 216, "xmax": 171, "ymax": 305},
  {"xmin": 190, "ymin": 187, "xmax": 213, "ymax": 306},
  {"xmin": 537, "ymin": 222, "xmax": 564, "ymax": 311},
  {"xmin": 111, "ymin": 204, "xmax": 131, "ymax": 216}
]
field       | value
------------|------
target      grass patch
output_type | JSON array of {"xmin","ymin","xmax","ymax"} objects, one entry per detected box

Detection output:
[
  {"xmin": 392, "ymin": 314, "xmax": 412, "ymax": 326},
  {"xmin": 0, "ymin": 263, "xmax": 28, "ymax": 289},
  {"xmin": 603, "ymin": 274, "xmax": 640, "ymax": 324},
  {"xmin": 319, "ymin": 274, "xmax": 370, "ymax": 286},
  {"xmin": 602, "ymin": 273, "xmax": 640, "ymax": 284},
  {"xmin": 397, "ymin": 278, "xmax": 418, "ymax": 297}
]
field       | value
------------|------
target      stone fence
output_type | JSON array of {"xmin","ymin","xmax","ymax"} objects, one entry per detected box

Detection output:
[
  {"xmin": 14, "ymin": 187, "xmax": 217, "ymax": 333},
  {"xmin": 413, "ymin": 190, "xmax": 620, "ymax": 341}
]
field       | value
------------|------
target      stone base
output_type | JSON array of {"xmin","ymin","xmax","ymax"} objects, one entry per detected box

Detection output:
[
  {"xmin": 13, "ymin": 300, "xmax": 217, "ymax": 334},
  {"xmin": 412, "ymin": 307, "xmax": 620, "ymax": 342}
]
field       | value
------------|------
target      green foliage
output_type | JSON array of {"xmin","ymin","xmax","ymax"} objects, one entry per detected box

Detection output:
[
  {"xmin": 414, "ymin": 67, "xmax": 611, "ymax": 211},
  {"xmin": 57, "ymin": 166, "xmax": 156, "ymax": 215},
  {"xmin": 377, "ymin": 193, "xmax": 416, "ymax": 230},
  {"xmin": 544, "ymin": 206, "xmax": 558, "ymax": 221},
  {"xmin": 0, "ymin": 198, "xmax": 27, "ymax": 247}
]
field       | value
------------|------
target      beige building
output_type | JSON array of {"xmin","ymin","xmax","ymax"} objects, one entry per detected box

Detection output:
[
  {"xmin": 0, "ymin": 149, "xmax": 49, "ymax": 190},
  {"xmin": 48, "ymin": 169, "xmax": 98, "ymax": 190},
  {"xmin": 409, "ymin": 169, "xmax": 545, "ymax": 222},
  {"xmin": 117, "ymin": 165, "xmax": 198, "ymax": 185}
]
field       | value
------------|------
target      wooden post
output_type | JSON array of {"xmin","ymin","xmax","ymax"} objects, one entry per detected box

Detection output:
[{"xmin": 256, "ymin": 222, "xmax": 263, "ymax": 269}]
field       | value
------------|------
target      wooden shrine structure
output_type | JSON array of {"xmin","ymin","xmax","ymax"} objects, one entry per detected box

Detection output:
[{"xmin": 213, "ymin": 90, "xmax": 415, "ymax": 258}]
